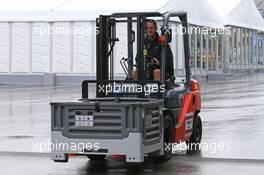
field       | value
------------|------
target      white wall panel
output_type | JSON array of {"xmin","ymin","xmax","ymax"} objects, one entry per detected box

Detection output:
[
  {"xmin": 12, "ymin": 22, "xmax": 31, "ymax": 73},
  {"xmin": 0, "ymin": 20, "xmax": 189, "ymax": 77},
  {"xmin": 52, "ymin": 22, "xmax": 71, "ymax": 74},
  {"xmin": 72, "ymin": 22, "xmax": 95, "ymax": 74},
  {"xmin": 170, "ymin": 23, "xmax": 179, "ymax": 72},
  {"xmin": 115, "ymin": 23, "xmax": 127, "ymax": 75},
  {"xmin": 176, "ymin": 24, "xmax": 184, "ymax": 70},
  {"xmin": 0, "ymin": 22, "xmax": 10, "ymax": 73},
  {"xmin": 32, "ymin": 22, "xmax": 51, "ymax": 73}
]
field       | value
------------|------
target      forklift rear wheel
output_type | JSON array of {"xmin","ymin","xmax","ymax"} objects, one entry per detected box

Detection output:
[
  {"xmin": 87, "ymin": 155, "xmax": 106, "ymax": 161},
  {"xmin": 156, "ymin": 115, "xmax": 174, "ymax": 162},
  {"xmin": 186, "ymin": 115, "xmax": 202, "ymax": 151}
]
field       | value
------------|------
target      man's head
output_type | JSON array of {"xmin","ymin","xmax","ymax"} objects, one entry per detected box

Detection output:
[{"xmin": 145, "ymin": 19, "xmax": 157, "ymax": 40}]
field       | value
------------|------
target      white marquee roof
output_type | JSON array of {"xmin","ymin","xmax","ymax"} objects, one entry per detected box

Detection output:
[
  {"xmin": 0, "ymin": 0, "xmax": 264, "ymax": 31},
  {"xmin": 159, "ymin": 0, "xmax": 223, "ymax": 28},
  {"xmin": 223, "ymin": 0, "xmax": 264, "ymax": 31}
]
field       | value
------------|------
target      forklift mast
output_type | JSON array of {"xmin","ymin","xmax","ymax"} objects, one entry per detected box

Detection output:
[{"xmin": 95, "ymin": 12, "xmax": 191, "ymax": 94}]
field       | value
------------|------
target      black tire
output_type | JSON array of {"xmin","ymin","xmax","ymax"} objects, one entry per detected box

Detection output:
[
  {"xmin": 87, "ymin": 155, "xmax": 106, "ymax": 161},
  {"xmin": 156, "ymin": 115, "xmax": 174, "ymax": 162},
  {"xmin": 186, "ymin": 115, "xmax": 202, "ymax": 152}
]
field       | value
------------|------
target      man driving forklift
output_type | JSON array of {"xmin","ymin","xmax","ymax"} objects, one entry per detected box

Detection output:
[
  {"xmin": 133, "ymin": 19, "xmax": 174, "ymax": 80},
  {"xmin": 51, "ymin": 12, "xmax": 202, "ymax": 163}
]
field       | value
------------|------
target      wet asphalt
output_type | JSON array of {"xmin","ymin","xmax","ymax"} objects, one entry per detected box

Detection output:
[{"xmin": 0, "ymin": 73, "xmax": 264, "ymax": 174}]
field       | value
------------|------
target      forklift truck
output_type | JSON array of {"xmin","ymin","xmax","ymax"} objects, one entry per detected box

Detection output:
[{"xmin": 50, "ymin": 11, "xmax": 202, "ymax": 163}]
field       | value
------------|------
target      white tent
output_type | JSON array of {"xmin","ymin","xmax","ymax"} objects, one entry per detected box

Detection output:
[
  {"xmin": 222, "ymin": 0, "xmax": 264, "ymax": 31},
  {"xmin": 0, "ymin": 0, "xmax": 170, "ymax": 21},
  {"xmin": 0, "ymin": 0, "xmax": 64, "ymax": 11},
  {"xmin": 208, "ymin": 0, "xmax": 242, "ymax": 17},
  {"xmin": 53, "ymin": 0, "xmax": 168, "ymax": 12},
  {"xmin": 159, "ymin": 0, "xmax": 223, "ymax": 28}
]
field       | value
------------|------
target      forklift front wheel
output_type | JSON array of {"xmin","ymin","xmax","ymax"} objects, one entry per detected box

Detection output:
[
  {"xmin": 186, "ymin": 115, "xmax": 202, "ymax": 152},
  {"xmin": 156, "ymin": 115, "xmax": 174, "ymax": 162}
]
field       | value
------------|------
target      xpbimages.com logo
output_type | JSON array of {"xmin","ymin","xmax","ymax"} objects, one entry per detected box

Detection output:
[
  {"xmin": 33, "ymin": 141, "xmax": 101, "ymax": 153},
  {"xmin": 164, "ymin": 141, "xmax": 232, "ymax": 154},
  {"xmin": 97, "ymin": 82, "xmax": 166, "ymax": 96}
]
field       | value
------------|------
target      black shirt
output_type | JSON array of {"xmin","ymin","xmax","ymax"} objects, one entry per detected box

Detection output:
[{"xmin": 143, "ymin": 33, "xmax": 174, "ymax": 79}]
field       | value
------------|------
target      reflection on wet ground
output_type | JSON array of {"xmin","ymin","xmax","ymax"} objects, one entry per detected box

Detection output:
[
  {"xmin": 200, "ymin": 73, "xmax": 264, "ymax": 159},
  {"xmin": 0, "ymin": 84, "xmax": 81, "ymax": 152},
  {"xmin": 0, "ymin": 154, "xmax": 263, "ymax": 175},
  {"xmin": 0, "ymin": 73, "xmax": 264, "ymax": 159}
]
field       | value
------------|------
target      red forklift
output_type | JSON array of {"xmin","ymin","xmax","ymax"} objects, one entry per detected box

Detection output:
[{"xmin": 51, "ymin": 11, "xmax": 202, "ymax": 163}]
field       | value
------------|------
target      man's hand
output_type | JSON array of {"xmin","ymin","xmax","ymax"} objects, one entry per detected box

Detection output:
[
  {"xmin": 152, "ymin": 57, "xmax": 160, "ymax": 65},
  {"xmin": 146, "ymin": 56, "xmax": 160, "ymax": 65}
]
